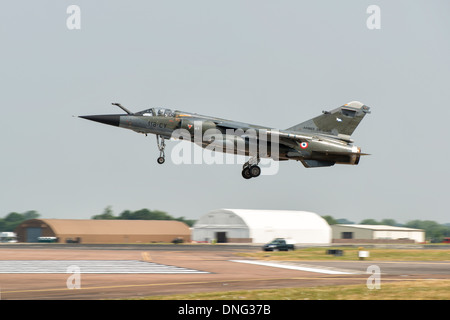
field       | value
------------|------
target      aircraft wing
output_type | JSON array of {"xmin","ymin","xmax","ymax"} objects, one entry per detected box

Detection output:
[
  {"xmin": 214, "ymin": 122, "xmax": 311, "ymax": 147},
  {"xmin": 213, "ymin": 120, "xmax": 331, "ymax": 157},
  {"xmin": 214, "ymin": 121, "xmax": 255, "ymax": 131},
  {"xmin": 312, "ymin": 150, "xmax": 370, "ymax": 156}
]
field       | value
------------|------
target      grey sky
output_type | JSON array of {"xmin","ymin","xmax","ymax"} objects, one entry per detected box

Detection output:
[{"xmin": 1, "ymin": 1, "xmax": 449, "ymax": 224}]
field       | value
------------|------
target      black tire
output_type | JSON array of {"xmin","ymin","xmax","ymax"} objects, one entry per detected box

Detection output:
[
  {"xmin": 242, "ymin": 168, "xmax": 252, "ymax": 179},
  {"xmin": 249, "ymin": 165, "xmax": 261, "ymax": 178},
  {"xmin": 157, "ymin": 157, "xmax": 165, "ymax": 164}
]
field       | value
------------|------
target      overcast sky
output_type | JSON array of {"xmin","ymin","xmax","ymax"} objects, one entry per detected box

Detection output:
[{"xmin": 1, "ymin": 1, "xmax": 449, "ymax": 224}]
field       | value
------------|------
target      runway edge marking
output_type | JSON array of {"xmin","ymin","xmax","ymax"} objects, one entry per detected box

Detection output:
[{"xmin": 230, "ymin": 260, "xmax": 355, "ymax": 275}]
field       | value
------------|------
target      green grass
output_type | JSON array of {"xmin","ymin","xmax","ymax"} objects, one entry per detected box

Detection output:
[
  {"xmin": 236, "ymin": 247, "xmax": 450, "ymax": 261},
  {"xmin": 133, "ymin": 280, "xmax": 450, "ymax": 300}
]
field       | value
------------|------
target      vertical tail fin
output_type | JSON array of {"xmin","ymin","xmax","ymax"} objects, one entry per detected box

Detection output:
[{"xmin": 286, "ymin": 101, "xmax": 371, "ymax": 138}]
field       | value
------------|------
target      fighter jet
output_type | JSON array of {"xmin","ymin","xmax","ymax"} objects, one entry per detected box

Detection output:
[{"xmin": 79, "ymin": 101, "xmax": 370, "ymax": 179}]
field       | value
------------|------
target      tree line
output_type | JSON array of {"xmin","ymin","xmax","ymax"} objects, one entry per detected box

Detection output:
[
  {"xmin": 0, "ymin": 207, "xmax": 196, "ymax": 232},
  {"xmin": 322, "ymin": 216, "xmax": 450, "ymax": 243},
  {"xmin": 0, "ymin": 210, "xmax": 40, "ymax": 232},
  {"xmin": 91, "ymin": 206, "xmax": 197, "ymax": 227}
]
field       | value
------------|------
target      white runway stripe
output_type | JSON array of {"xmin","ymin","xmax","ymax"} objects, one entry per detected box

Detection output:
[
  {"xmin": 230, "ymin": 260, "xmax": 354, "ymax": 275},
  {"xmin": 0, "ymin": 260, "xmax": 209, "ymax": 274}
]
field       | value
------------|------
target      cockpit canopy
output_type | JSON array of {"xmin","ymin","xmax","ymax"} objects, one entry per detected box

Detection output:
[{"xmin": 136, "ymin": 107, "xmax": 175, "ymax": 117}]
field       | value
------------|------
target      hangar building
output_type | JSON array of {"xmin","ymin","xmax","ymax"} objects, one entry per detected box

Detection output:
[
  {"xmin": 331, "ymin": 224, "xmax": 425, "ymax": 243},
  {"xmin": 15, "ymin": 219, "xmax": 191, "ymax": 244},
  {"xmin": 192, "ymin": 209, "xmax": 331, "ymax": 244}
]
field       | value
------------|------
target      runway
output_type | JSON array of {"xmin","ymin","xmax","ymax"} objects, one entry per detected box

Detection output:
[
  {"xmin": 0, "ymin": 245, "xmax": 448, "ymax": 299},
  {"xmin": 0, "ymin": 260, "xmax": 209, "ymax": 274}
]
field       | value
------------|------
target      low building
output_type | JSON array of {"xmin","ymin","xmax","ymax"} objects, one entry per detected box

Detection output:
[
  {"xmin": 15, "ymin": 219, "xmax": 191, "ymax": 244},
  {"xmin": 331, "ymin": 224, "xmax": 425, "ymax": 243},
  {"xmin": 192, "ymin": 209, "xmax": 331, "ymax": 244}
]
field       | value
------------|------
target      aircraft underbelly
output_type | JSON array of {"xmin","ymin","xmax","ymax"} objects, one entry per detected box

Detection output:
[{"xmin": 195, "ymin": 135, "xmax": 292, "ymax": 159}]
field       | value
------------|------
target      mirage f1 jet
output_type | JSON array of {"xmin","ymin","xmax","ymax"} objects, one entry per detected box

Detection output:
[{"xmin": 79, "ymin": 101, "xmax": 370, "ymax": 179}]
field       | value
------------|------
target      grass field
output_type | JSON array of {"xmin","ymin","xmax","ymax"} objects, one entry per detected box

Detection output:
[
  {"xmin": 138, "ymin": 280, "xmax": 450, "ymax": 300},
  {"xmin": 235, "ymin": 246, "xmax": 450, "ymax": 261}
]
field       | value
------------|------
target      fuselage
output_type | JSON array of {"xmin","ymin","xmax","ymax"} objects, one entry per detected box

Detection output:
[
  {"xmin": 80, "ymin": 101, "xmax": 370, "ymax": 178},
  {"xmin": 81, "ymin": 107, "xmax": 360, "ymax": 165}
]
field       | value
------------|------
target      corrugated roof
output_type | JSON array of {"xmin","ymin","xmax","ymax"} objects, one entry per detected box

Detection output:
[
  {"xmin": 36, "ymin": 219, "xmax": 190, "ymax": 235},
  {"xmin": 336, "ymin": 224, "xmax": 424, "ymax": 232}
]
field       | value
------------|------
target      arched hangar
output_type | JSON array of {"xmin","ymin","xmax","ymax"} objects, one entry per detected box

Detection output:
[
  {"xmin": 15, "ymin": 219, "xmax": 191, "ymax": 244},
  {"xmin": 192, "ymin": 209, "xmax": 331, "ymax": 244}
]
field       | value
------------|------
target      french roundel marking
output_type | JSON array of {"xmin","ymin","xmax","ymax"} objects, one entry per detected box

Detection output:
[{"xmin": 300, "ymin": 142, "xmax": 308, "ymax": 149}]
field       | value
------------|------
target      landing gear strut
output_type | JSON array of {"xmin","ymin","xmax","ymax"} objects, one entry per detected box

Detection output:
[
  {"xmin": 241, "ymin": 156, "xmax": 261, "ymax": 179},
  {"xmin": 156, "ymin": 135, "xmax": 166, "ymax": 164}
]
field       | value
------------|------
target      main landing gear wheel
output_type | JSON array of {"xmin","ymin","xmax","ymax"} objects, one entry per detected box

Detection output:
[
  {"xmin": 156, "ymin": 135, "xmax": 166, "ymax": 164},
  {"xmin": 241, "ymin": 156, "xmax": 261, "ymax": 179},
  {"xmin": 242, "ymin": 167, "xmax": 252, "ymax": 179},
  {"xmin": 241, "ymin": 165, "xmax": 261, "ymax": 179},
  {"xmin": 249, "ymin": 165, "xmax": 261, "ymax": 178}
]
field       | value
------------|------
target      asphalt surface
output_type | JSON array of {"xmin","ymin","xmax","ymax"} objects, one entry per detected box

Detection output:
[
  {"xmin": 0, "ymin": 243, "xmax": 263, "ymax": 251},
  {"xmin": 0, "ymin": 244, "xmax": 448, "ymax": 300}
]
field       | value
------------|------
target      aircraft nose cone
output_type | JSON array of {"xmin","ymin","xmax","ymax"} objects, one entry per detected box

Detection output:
[{"xmin": 79, "ymin": 115, "xmax": 120, "ymax": 127}]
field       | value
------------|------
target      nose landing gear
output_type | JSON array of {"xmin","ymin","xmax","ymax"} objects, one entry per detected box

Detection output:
[{"xmin": 156, "ymin": 135, "xmax": 166, "ymax": 164}]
